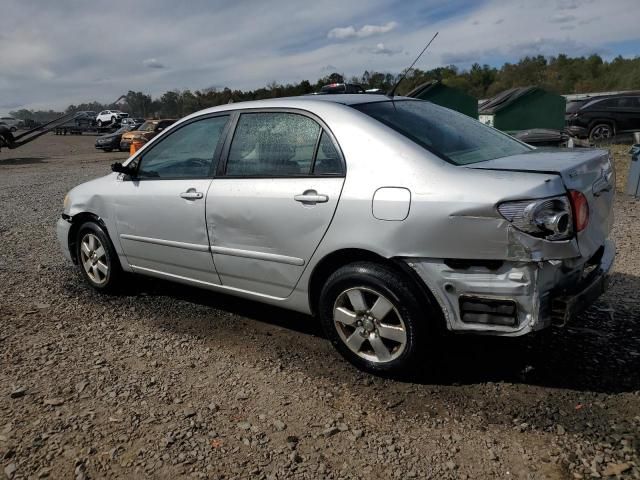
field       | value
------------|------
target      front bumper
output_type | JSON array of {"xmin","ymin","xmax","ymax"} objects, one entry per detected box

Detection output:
[
  {"xmin": 406, "ymin": 239, "xmax": 615, "ymax": 336},
  {"xmin": 95, "ymin": 141, "xmax": 117, "ymax": 150},
  {"xmin": 56, "ymin": 216, "xmax": 73, "ymax": 262},
  {"xmin": 566, "ymin": 125, "xmax": 589, "ymax": 138}
]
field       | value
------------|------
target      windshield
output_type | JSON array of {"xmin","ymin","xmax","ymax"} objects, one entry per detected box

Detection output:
[
  {"xmin": 320, "ymin": 84, "xmax": 346, "ymax": 93},
  {"xmin": 566, "ymin": 101, "xmax": 585, "ymax": 114},
  {"xmin": 353, "ymin": 100, "xmax": 532, "ymax": 165},
  {"xmin": 138, "ymin": 121, "xmax": 156, "ymax": 132}
]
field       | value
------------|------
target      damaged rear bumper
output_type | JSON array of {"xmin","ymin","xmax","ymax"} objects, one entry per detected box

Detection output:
[{"xmin": 405, "ymin": 239, "xmax": 615, "ymax": 336}]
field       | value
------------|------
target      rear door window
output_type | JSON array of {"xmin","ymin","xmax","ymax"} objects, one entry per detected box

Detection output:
[
  {"xmin": 225, "ymin": 112, "xmax": 321, "ymax": 176},
  {"xmin": 313, "ymin": 131, "xmax": 343, "ymax": 174}
]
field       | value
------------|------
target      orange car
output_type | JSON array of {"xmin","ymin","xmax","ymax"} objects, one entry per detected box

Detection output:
[{"xmin": 120, "ymin": 119, "xmax": 176, "ymax": 151}]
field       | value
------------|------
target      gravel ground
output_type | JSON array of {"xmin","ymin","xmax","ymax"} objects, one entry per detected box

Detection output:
[{"xmin": 1, "ymin": 134, "xmax": 638, "ymax": 480}]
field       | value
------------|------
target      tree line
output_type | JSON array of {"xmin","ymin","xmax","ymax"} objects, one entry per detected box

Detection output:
[{"xmin": 10, "ymin": 53, "xmax": 640, "ymax": 123}]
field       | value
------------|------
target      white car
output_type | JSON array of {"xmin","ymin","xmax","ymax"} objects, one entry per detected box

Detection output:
[
  {"xmin": 0, "ymin": 116, "xmax": 22, "ymax": 132},
  {"xmin": 95, "ymin": 110, "xmax": 128, "ymax": 127}
]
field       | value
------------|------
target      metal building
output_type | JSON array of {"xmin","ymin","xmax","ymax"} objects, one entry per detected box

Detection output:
[
  {"xmin": 478, "ymin": 86, "xmax": 566, "ymax": 133},
  {"xmin": 406, "ymin": 81, "xmax": 478, "ymax": 118}
]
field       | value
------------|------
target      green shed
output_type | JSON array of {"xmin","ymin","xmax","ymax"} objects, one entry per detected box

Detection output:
[
  {"xmin": 406, "ymin": 81, "xmax": 478, "ymax": 118},
  {"xmin": 478, "ymin": 86, "xmax": 566, "ymax": 132}
]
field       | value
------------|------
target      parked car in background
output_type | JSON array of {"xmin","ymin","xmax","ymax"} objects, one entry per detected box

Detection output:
[
  {"xmin": 0, "ymin": 116, "xmax": 23, "ymax": 132},
  {"xmin": 316, "ymin": 83, "xmax": 365, "ymax": 94},
  {"xmin": 72, "ymin": 111, "xmax": 97, "ymax": 127},
  {"xmin": 121, "ymin": 117, "xmax": 144, "ymax": 129},
  {"xmin": 95, "ymin": 125, "xmax": 137, "ymax": 152},
  {"xmin": 58, "ymin": 95, "xmax": 614, "ymax": 375},
  {"xmin": 119, "ymin": 119, "xmax": 175, "ymax": 151},
  {"xmin": 96, "ymin": 110, "xmax": 129, "ymax": 127},
  {"xmin": 565, "ymin": 93, "xmax": 640, "ymax": 141}
]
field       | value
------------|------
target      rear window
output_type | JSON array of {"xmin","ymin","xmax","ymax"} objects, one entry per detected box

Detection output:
[
  {"xmin": 138, "ymin": 121, "xmax": 156, "ymax": 132},
  {"xmin": 354, "ymin": 100, "xmax": 531, "ymax": 165}
]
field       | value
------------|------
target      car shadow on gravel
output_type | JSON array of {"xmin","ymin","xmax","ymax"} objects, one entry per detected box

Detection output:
[
  {"xmin": 0, "ymin": 156, "xmax": 47, "ymax": 165},
  {"xmin": 121, "ymin": 275, "xmax": 324, "ymax": 338},
  {"xmin": 101, "ymin": 271, "xmax": 639, "ymax": 394},
  {"xmin": 412, "ymin": 271, "xmax": 640, "ymax": 394}
]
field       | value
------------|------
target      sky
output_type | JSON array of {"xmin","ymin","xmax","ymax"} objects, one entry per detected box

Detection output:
[{"xmin": 1, "ymin": 0, "xmax": 639, "ymax": 112}]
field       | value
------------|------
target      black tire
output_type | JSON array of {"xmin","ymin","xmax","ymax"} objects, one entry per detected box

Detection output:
[
  {"xmin": 103, "ymin": 148, "xmax": 113, "ymax": 152},
  {"xmin": 97, "ymin": 120, "xmax": 103, "ymax": 127},
  {"xmin": 589, "ymin": 123, "xmax": 613, "ymax": 143},
  {"xmin": 75, "ymin": 221, "xmax": 122, "ymax": 293},
  {"xmin": 318, "ymin": 261, "xmax": 436, "ymax": 375},
  {"xmin": 111, "ymin": 116, "xmax": 116, "ymax": 124}
]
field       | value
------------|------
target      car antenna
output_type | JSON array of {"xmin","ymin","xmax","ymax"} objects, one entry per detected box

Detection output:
[{"xmin": 387, "ymin": 31, "xmax": 439, "ymax": 98}]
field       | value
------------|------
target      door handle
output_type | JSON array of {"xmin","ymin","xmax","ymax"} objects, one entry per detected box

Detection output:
[
  {"xmin": 180, "ymin": 189, "xmax": 204, "ymax": 200},
  {"xmin": 294, "ymin": 190, "xmax": 329, "ymax": 204}
]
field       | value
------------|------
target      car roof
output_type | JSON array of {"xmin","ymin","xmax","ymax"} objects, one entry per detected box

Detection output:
[{"xmin": 192, "ymin": 94, "xmax": 407, "ymax": 117}]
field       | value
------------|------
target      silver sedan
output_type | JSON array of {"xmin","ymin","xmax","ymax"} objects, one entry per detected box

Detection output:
[{"xmin": 58, "ymin": 95, "xmax": 615, "ymax": 374}]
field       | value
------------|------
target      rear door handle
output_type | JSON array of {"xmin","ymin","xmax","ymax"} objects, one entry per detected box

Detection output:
[
  {"xmin": 294, "ymin": 190, "xmax": 329, "ymax": 204},
  {"xmin": 180, "ymin": 189, "xmax": 204, "ymax": 200}
]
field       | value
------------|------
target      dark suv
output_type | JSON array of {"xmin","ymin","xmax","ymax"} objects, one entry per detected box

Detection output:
[{"xmin": 566, "ymin": 93, "xmax": 640, "ymax": 141}]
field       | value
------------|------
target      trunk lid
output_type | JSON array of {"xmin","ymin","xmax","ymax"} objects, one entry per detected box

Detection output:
[{"xmin": 471, "ymin": 148, "xmax": 615, "ymax": 259}]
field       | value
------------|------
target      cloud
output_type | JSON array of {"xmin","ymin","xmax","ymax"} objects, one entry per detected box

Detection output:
[
  {"xmin": 328, "ymin": 21, "xmax": 397, "ymax": 40},
  {"xmin": 359, "ymin": 43, "xmax": 402, "ymax": 56},
  {"xmin": 550, "ymin": 14, "xmax": 576, "ymax": 23},
  {"xmin": 143, "ymin": 58, "xmax": 166, "ymax": 69},
  {"xmin": 1, "ymin": 0, "xmax": 640, "ymax": 111}
]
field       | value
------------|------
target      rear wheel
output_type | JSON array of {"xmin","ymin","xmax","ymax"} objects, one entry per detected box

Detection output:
[
  {"xmin": 75, "ymin": 221, "xmax": 121, "ymax": 292},
  {"xmin": 318, "ymin": 262, "xmax": 435, "ymax": 375},
  {"xmin": 589, "ymin": 123, "xmax": 613, "ymax": 142}
]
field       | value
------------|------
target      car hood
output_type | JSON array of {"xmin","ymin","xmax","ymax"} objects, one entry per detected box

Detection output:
[
  {"xmin": 122, "ymin": 131, "xmax": 152, "ymax": 140},
  {"xmin": 98, "ymin": 133, "xmax": 119, "ymax": 140},
  {"xmin": 470, "ymin": 148, "xmax": 615, "ymax": 259}
]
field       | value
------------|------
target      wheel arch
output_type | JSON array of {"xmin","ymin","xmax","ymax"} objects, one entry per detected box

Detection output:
[
  {"xmin": 67, "ymin": 212, "xmax": 110, "ymax": 264},
  {"xmin": 588, "ymin": 118, "xmax": 617, "ymax": 135},
  {"xmin": 307, "ymin": 248, "xmax": 443, "ymax": 327}
]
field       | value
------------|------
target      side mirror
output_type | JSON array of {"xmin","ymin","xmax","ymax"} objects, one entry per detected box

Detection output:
[{"xmin": 111, "ymin": 162, "xmax": 136, "ymax": 177}]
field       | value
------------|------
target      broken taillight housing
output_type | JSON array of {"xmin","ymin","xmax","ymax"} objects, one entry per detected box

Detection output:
[
  {"xmin": 568, "ymin": 190, "xmax": 589, "ymax": 232},
  {"xmin": 498, "ymin": 195, "xmax": 573, "ymax": 240}
]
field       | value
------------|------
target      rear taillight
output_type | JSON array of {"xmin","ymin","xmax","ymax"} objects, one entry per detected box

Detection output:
[
  {"xmin": 569, "ymin": 190, "xmax": 589, "ymax": 232},
  {"xmin": 497, "ymin": 195, "xmax": 573, "ymax": 240}
]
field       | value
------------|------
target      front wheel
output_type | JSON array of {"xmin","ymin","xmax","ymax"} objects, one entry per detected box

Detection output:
[
  {"xmin": 75, "ymin": 221, "xmax": 121, "ymax": 292},
  {"xmin": 589, "ymin": 123, "xmax": 613, "ymax": 142},
  {"xmin": 318, "ymin": 262, "xmax": 435, "ymax": 375},
  {"xmin": 97, "ymin": 120, "xmax": 103, "ymax": 127}
]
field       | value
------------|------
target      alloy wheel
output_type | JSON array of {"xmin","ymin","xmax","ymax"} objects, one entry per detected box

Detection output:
[
  {"xmin": 80, "ymin": 233, "xmax": 109, "ymax": 285},
  {"xmin": 591, "ymin": 125, "xmax": 612, "ymax": 141},
  {"xmin": 333, "ymin": 287, "xmax": 407, "ymax": 363}
]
